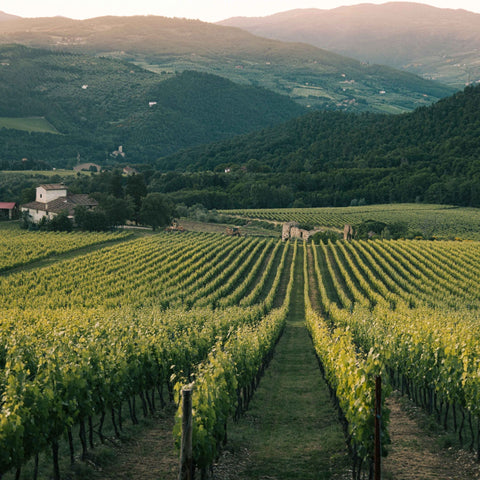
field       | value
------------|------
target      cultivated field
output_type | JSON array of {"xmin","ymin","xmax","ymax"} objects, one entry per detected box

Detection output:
[
  {"xmin": 0, "ymin": 223, "xmax": 131, "ymax": 272},
  {"xmin": 0, "ymin": 170, "xmax": 79, "ymax": 177},
  {"xmin": 1, "ymin": 218, "xmax": 480, "ymax": 479},
  {"xmin": 222, "ymin": 203, "xmax": 480, "ymax": 240}
]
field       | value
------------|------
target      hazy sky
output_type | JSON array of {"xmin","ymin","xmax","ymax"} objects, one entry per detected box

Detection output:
[{"xmin": 2, "ymin": 0, "xmax": 480, "ymax": 22}]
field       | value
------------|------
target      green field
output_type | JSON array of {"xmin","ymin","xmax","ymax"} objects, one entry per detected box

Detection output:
[
  {"xmin": 0, "ymin": 169, "xmax": 78, "ymax": 177},
  {"xmin": 0, "ymin": 116, "xmax": 59, "ymax": 134}
]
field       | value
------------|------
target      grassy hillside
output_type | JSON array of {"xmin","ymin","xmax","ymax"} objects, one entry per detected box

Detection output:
[
  {"xmin": 0, "ymin": 44, "xmax": 304, "ymax": 168},
  {"xmin": 0, "ymin": 15, "xmax": 455, "ymax": 112},
  {"xmin": 0, "ymin": 116, "xmax": 59, "ymax": 133},
  {"xmin": 219, "ymin": 3, "xmax": 480, "ymax": 89}
]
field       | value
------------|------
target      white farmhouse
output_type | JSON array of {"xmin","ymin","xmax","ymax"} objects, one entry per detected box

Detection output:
[{"xmin": 21, "ymin": 184, "xmax": 98, "ymax": 223}]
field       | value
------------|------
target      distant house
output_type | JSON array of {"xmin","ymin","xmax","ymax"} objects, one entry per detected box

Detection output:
[
  {"xmin": 21, "ymin": 184, "xmax": 98, "ymax": 223},
  {"xmin": 0, "ymin": 202, "xmax": 17, "ymax": 220},
  {"xmin": 73, "ymin": 163, "xmax": 101, "ymax": 173},
  {"xmin": 123, "ymin": 166, "xmax": 138, "ymax": 176},
  {"xmin": 111, "ymin": 145, "xmax": 126, "ymax": 158}
]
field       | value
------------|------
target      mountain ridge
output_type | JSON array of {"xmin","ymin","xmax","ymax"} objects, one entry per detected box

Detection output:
[
  {"xmin": 218, "ymin": 2, "xmax": 480, "ymax": 88},
  {"xmin": 158, "ymin": 83, "xmax": 480, "ymax": 174},
  {"xmin": 0, "ymin": 13, "xmax": 455, "ymax": 112},
  {"xmin": 0, "ymin": 11, "xmax": 20, "ymax": 22}
]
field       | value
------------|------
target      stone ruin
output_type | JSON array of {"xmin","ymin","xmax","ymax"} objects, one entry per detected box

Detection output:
[
  {"xmin": 343, "ymin": 224, "xmax": 354, "ymax": 241},
  {"xmin": 282, "ymin": 222, "xmax": 353, "ymax": 242},
  {"xmin": 282, "ymin": 222, "xmax": 313, "ymax": 241}
]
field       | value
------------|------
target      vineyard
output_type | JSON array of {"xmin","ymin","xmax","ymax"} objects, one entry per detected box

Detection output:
[
  {"xmin": 221, "ymin": 203, "xmax": 480, "ymax": 240},
  {"xmin": 1, "ymin": 225, "xmax": 480, "ymax": 479},
  {"xmin": 304, "ymin": 238, "xmax": 480, "ymax": 466},
  {"xmin": 0, "ymin": 224, "xmax": 131, "ymax": 273},
  {"xmin": 0, "ymin": 229, "xmax": 295, "ymax": 479}
]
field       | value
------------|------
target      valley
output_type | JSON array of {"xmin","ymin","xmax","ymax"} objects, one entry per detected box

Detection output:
[{"xmin": 1, "ymin": 3, "xmax": 480, "ymax": 479}]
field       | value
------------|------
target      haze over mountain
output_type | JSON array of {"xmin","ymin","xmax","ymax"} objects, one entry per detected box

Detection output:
[
  {"xmin": 0, "ymin": 11, "xmax": 19, "ymax": 22},
  {"xmin": 219, "ymin": 2, "xmax": 480, "ymax": 88},
  {"xmin": 0, "ymin": 14, "xmax": 454, "ymax": 113}
]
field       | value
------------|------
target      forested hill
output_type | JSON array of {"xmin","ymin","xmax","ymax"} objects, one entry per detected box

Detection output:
[
  {"xmin": 155, "ymin": 84, "xmax": 480, "ymax": 207},
  {"xmin": 160, "ymin": 84, "xmax": 480, "ymax": 173},
  {"xmin": 0, "ymin": 45, "xmax": 304, "ymax": 168},
  {"xmin": 0, "ymin": 14, "xmax": 455, "ymax": 112}
]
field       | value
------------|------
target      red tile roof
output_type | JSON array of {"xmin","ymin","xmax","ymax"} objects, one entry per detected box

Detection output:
[{"xmin": 0, "ymin": 202, "xmax": 16, "ymax": 209}]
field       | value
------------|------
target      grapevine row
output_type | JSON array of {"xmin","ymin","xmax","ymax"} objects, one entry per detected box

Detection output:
[
  {"xmin": 173, "ymin": 241, "xmax": 297, "ymax": 476},
  {"xmin": 0, "ymin": 232, "xmax": 291, "ymax": 477},
  {"xmin": 0, "ymin": 227, "xmax": 131, "ymax": 272},
  {"xmin": 309, "ymin": 238, "xmax": 480, "ymax": 459},
  {"xmin": 304, "ymin": 243, "xmax": 389, "ymax": 478}
]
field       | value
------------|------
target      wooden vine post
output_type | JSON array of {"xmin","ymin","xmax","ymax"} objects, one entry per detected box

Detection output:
[
  {"xmin": 179, "ymin": 388, "xmax": 194, "ymax": 480},
  {"xmin": 374, "ymin": 375, "xmax": 382, "ymax": 480}
]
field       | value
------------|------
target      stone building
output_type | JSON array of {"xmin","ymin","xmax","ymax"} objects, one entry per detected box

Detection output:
[{"xmin": 21, "ymin": 184, "xmax": 98, "ymax": 223}]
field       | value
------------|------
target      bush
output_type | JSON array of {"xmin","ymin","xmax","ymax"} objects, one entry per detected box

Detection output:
[
  {"xmin": 44, "ymin": 212, "xmax": 73, "ymax": 232},
  {"xmin": 20, "ymin": 211, "xmax": 35, "ymax": 230},
  {"xmin": 356, "ymin": 220, "xmax": 388, "ymax": 239},
  {"xmin": 297, "ymin": 222, "xmax": 316, "ymax": 231},
  {"xmin": 74, "ymin": 206, "xmax": 111, "ymax": 231},
  {"xmin": 311, "ymin": 230, "xmax": 341, "ymax": 244},
  {"xmin": 355, "ymin": 220, "xmax": 409, "ymax": 240},
  {"xmin": 21, "ymin": 211, "xmax": 73, "ymax": 232}
]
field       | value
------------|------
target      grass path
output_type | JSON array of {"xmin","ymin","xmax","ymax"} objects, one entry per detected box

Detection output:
[
  {"xmin": 213, "ymin": 245, "xmax": 350, "ymax": 480},
  {"xmin": 383, "ymin": 393, "xmax": 480, "ymax": 480},
  {"xmin": 85, "ymin": 406, "xmax": 179, "ymax": 480}
]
